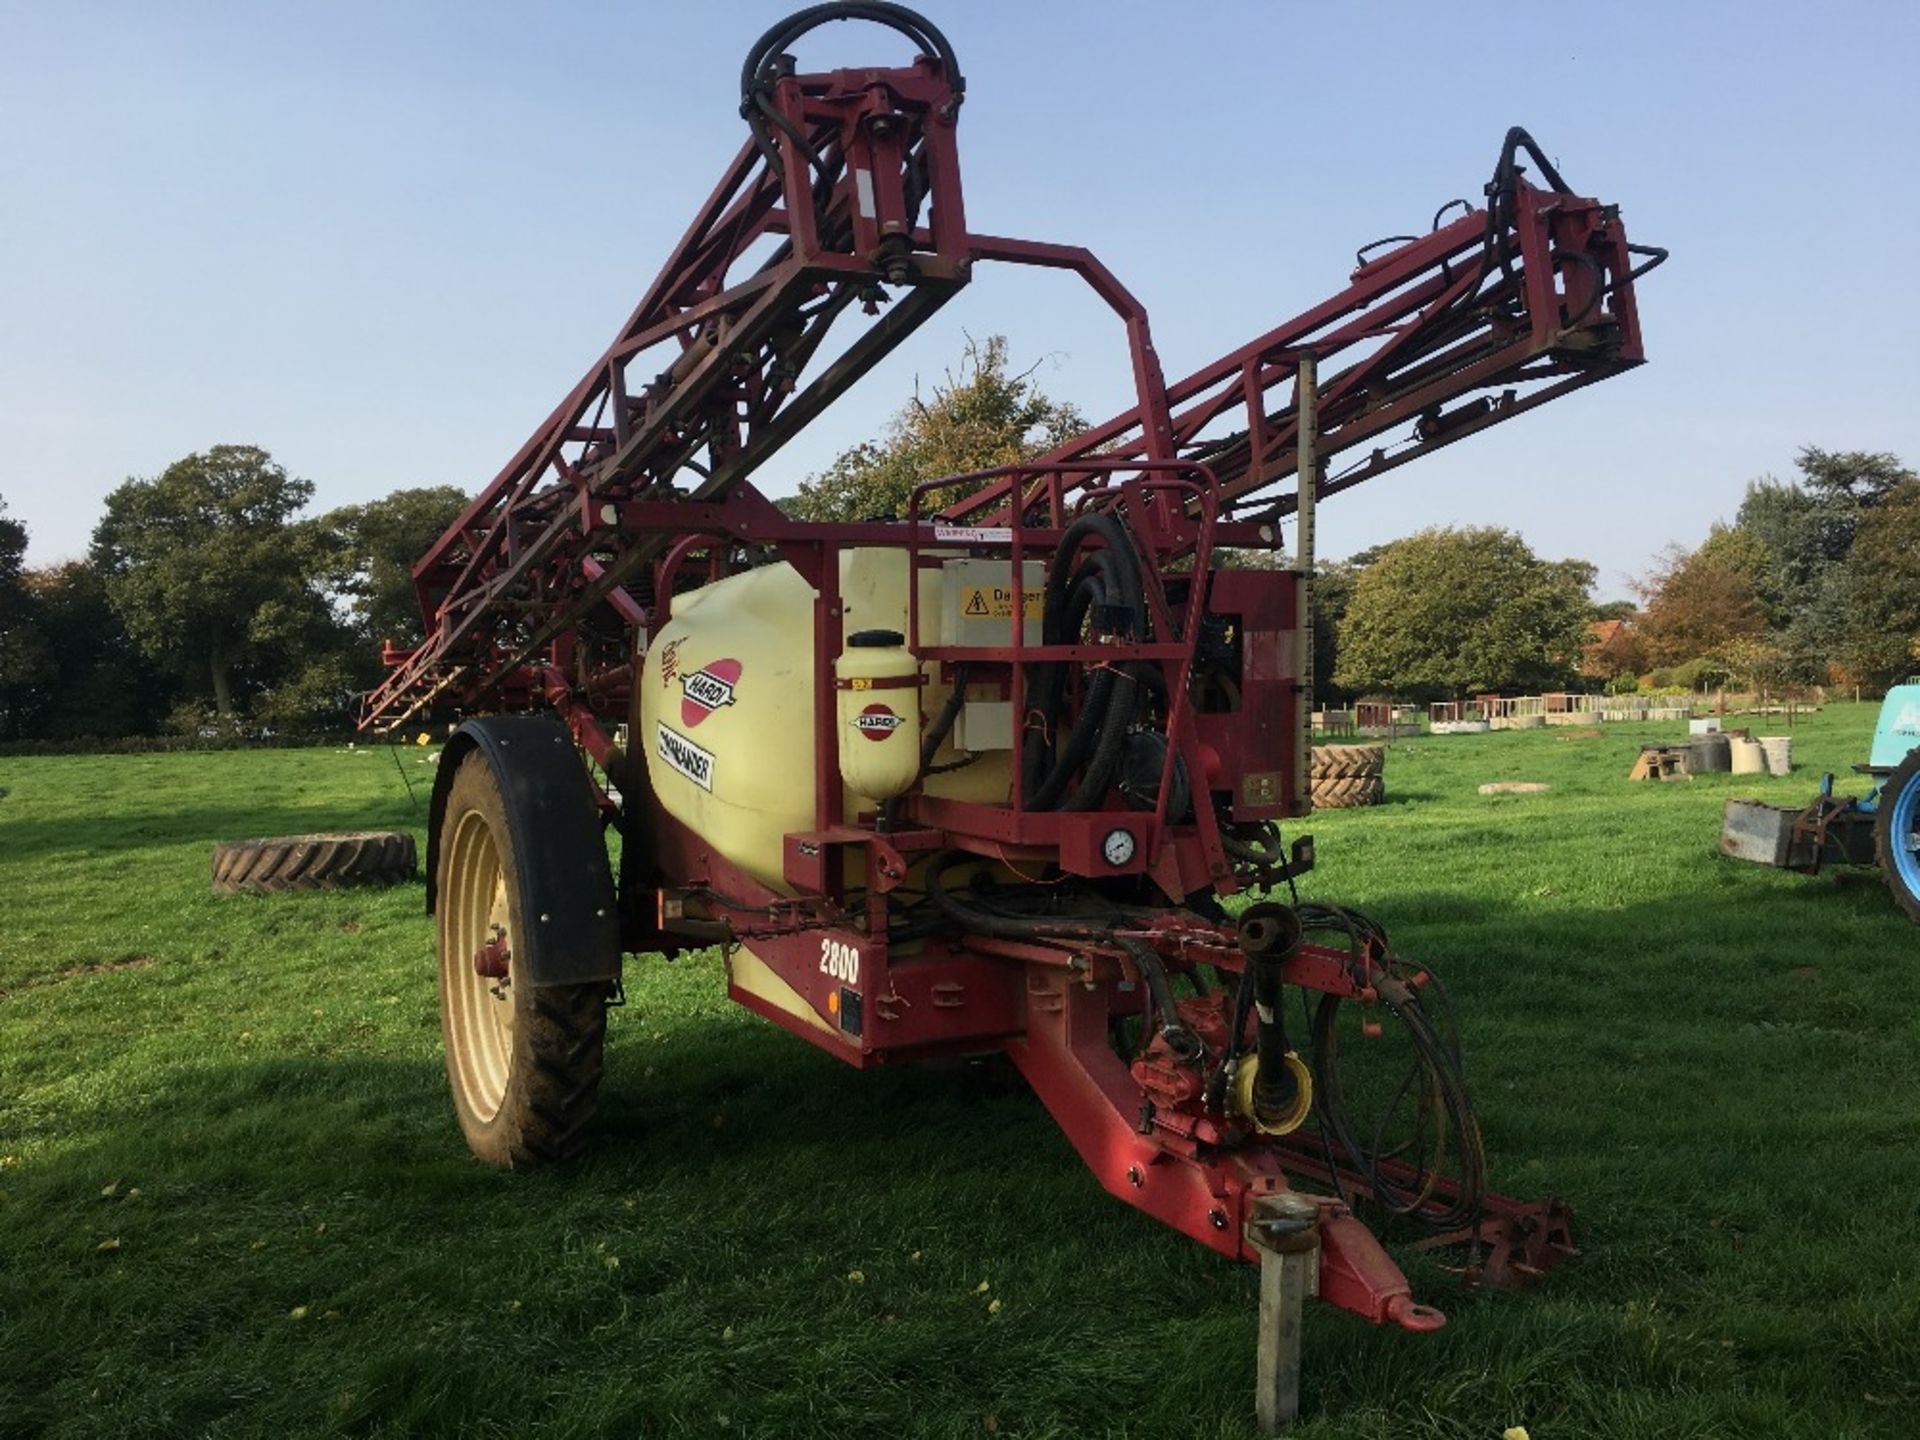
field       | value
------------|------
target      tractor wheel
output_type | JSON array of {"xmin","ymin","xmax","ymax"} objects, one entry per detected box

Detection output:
[
  {"xmin": 1874, "ymin": 750, "xmax": 1920, "ymax": 925},
  {"xmin": 437, "ymin": 749, "xmax": 614, "ymax": 1167},
  {"xmin": 1310, "ymin": 744, "xmax": 1386, "ymax": 780},
  {"xmin": 1310, "ymin": 775, "xmax": 1385, "ymax": 809},
  {"xmin": 212, "ymin": 831, "xmax": 416, "ymax": 894}
]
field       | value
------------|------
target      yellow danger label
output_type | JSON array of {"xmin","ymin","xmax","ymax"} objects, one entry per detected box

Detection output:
[{"xmin": 959, "ymin": 586, "xmax": 1044, "ymax": 621}]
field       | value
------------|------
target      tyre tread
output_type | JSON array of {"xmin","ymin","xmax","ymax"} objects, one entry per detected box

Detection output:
[
  {"xmin": 211, "ymin": 831, "xmax": 417, "ymax": 894},
  {"xmin": 1874, "ymin": 752, "xmax": 1920, "ymax": 926}
]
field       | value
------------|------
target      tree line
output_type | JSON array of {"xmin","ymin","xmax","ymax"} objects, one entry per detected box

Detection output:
[
  {"xmin": 1318, "ymin": 442, "xmax": 1919, "ymax": 703},
  {"xmin": 3, "ymin": 339, "xmax": 1914, "ymax": 743},
  {"xmin": 0, "ymin": 449, "xmax": 466, "ymax": 742},
  {"xmin": 1594, "ymin": 447, "xmax": 1920, "ymax": 695}
]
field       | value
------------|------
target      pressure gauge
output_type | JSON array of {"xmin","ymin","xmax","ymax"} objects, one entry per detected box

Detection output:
[{"xmin": 1102, "ymin": 827, "xmax": 1137, "ymax": 867}]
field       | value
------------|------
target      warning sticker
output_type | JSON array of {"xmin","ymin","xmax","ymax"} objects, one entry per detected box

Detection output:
[{"xmin": 959, "ymin": 586, "xmax": 1044, "ymax": 621}]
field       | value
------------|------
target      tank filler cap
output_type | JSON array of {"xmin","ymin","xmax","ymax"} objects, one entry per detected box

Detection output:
[{"xmin": 847, "ymin": 629, "xmax": 907, "ymax": 647}]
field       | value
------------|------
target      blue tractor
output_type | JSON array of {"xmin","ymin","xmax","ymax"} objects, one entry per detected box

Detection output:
[{"xmin": 1720, "ymin": 684, "xmax": 1920, "ymax": 923}]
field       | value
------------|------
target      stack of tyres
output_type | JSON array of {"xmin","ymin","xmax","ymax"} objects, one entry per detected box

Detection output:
[{"xmin": 1310, "ymin": 744, "xmax": 1386, "ymax": 808}]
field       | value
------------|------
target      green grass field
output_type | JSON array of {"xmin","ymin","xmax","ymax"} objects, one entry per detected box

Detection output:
[{"xmin": 3, "ymin": 706, "xmax": 1917, "ymax": 1439}]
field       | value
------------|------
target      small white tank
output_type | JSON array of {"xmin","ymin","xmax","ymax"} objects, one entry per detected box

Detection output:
[{"xmin": 835, "ymin": 629, "xmax": 923, "ymax": 801}]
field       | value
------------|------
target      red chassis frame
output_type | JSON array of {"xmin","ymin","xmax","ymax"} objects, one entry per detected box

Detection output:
[{"xmin": 363, "ymin": 9, "xmax": 1646, "ymax": 1331}]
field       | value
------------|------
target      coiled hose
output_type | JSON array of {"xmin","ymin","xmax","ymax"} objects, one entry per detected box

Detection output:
[
  {"xmin": 740, "ymin": 3, "xmax": 964, "ymax": 174},
  {"xmin": 1021, "ymin": 511, "xmax": 1150, "ymax": 812},
  {"xmin": 1295, "ymin": 904, "xmax": 1486, "ymax": 1231}
]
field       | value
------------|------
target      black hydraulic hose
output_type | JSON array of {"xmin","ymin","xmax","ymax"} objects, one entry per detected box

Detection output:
[
  {"xmin": 1023, "ymin": 512, "xmax": 1148, "ymax": 812},
  {"xmin": 1220, "ymin": 820, "xmax": 1288, "ymax": 867},
  {"xmin": 740, "ymin": 3, "xmax": 965, "ymax": 178},
  {"xmin": 1290, "ymin": 904, "xmax": 1486, "ymax": 1231},
  {"xmin": 1492, "ymin": 126, "xmax": 1572, "ymax": 199},
  {"xmin": 1115, "ymin": 935, "xmax": 1201, "ymax": 1063},
  {"xmin": 919, "ymin": 662, "xmax": 971, "ymax": 774},
  {"xmin": 924, "ymin": 851, "xmax": 1197, "ymax": 1058},
  {"xmin": 1039, "ymin": 553, "xmax": 1143, "ymax": 812},
  {"xmin": 1203, "ymin": 956, "xmax": 1260, "ymax": 1113},
  {"xmin": 1064, "ymin": 655, "xmax": 1143, "ymax": 812},
  {"xmin": 1308, "ymin": 979, "xmax": 1485, "ymax": 1231},
  {"xmin": 1024, "ymin": 559, "xmax": 1120, "ymax": 806},
  {"xmin": 923, "ymin": 849, "xmax": 1114, "ymax": 942},
  {"xmin": 741, "ymin": 3, "xmax": 964, "ymax": 112}
]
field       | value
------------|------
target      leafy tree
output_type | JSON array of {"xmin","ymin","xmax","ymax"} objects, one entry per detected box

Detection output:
[
  {"xmin": 1310, "ymin": 556, "xmax": 1367, "ymax": 706},
  {"xmin": 784, "ymin": 335, "xmax": 1084, "ymax": 521},
  {"xmin": 1796, "ymin": 445, "xmax": 1914, "ymax": 508},
  {"xmin": 17, "ymin": 561, "xmax": 173, "ymax": 739},
  {"xmin": 1582, "ymin": 613, "xmax": 1647, "ymax": 682},
  {"xmin": 1332, "ymin": 527, "xmax": 1596, "ymax": 698},
  {"xmin": 1713, "ymin": 448, "xmax": 1918, "ymax": 677},
  {"xmin": 0, "ymin": 496, "xmax": 45, "ymax": 740},
  {"xmin": 1837, "ymin": 480, "xmax": 1920, "ymax": 689},
  {"xmin": 1717, "ymin": 633, "xmax": 1791, "ymax": 697},
  {"xmin": 1633, "ymin": 544, "xmax": 1768, "ymax": 668},
  {"xmin": 320, "ymin": 485, "xmax": 470, "ymax": 647},
  {"xmin": 92, "ymin": 445, "xmax": 348, "ymax": 720},
  {"xmin": 1728, "ymin": 480, "xmax": 1825, "ymax": 617},
  {"xmin": 0, "ymin": 496, "xmax": 24, "ymax": 583},
  {"xmin": 1695, "ymin": 523, "xmax": 1776, "ymax": 612}
]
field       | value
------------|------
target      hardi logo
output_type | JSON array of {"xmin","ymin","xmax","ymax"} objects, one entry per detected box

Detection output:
[
  {"xmin": 851, "ymin": 703, "xmax": 902, "ymax": 741},
  {"xmin": 680, "ymin": 658, "xmax": 741, "ymax": 726}
]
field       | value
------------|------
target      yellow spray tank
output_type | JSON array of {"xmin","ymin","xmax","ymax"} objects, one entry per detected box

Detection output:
[{"xmin": 637, "ymin": 548, "xmax": 1019, "ymax": 891}]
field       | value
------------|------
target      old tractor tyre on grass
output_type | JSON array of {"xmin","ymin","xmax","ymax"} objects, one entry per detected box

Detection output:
[
  {"xmin": 437, "ymin": 746, "xmax": 614, "ymax": 1168},
  {"xmin": 1310, "ymin": 775, "xmax": 1385, "ymax": 809},
  {"xmin": 1310, "ymin": 744, "xmax": 1386, "ymax": 780},
  {"xmin": 1874, "ymin": 749, "xmax": 1920, "ymax": 925},
  {"xmin": 211, "ymin": 831, "xmax": 416, "ymax": 894}
]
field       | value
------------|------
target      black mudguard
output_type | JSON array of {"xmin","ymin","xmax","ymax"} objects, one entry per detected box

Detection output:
[{"xmin": 426, "ymin": 713, "xmax": 622, "ymax": 986}]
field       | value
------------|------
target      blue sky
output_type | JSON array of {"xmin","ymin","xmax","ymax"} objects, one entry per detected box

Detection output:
[{"xmin": 3, "ymin": 1, "xmax": 1916, "ymax": 599}]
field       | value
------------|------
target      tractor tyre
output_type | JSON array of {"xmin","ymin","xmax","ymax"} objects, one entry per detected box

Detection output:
[
  {"xmin": 1874, "ymin": 749, "xmax": 1920, "ymax": 925},
  {"xmin": 437, "ymin": 748, "xmax": 614, "ymax": 1168},
  {"xmin": 1310, "ymin": 775, "xmax": 1385, "ymax": 809},
  {"xmin": 211, "ymin": 831, "xmax": 416, "ymax": 894},
  {"xmin": 1310, "ymin": 744, "xmax": 1386, "ymax": 781}
]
